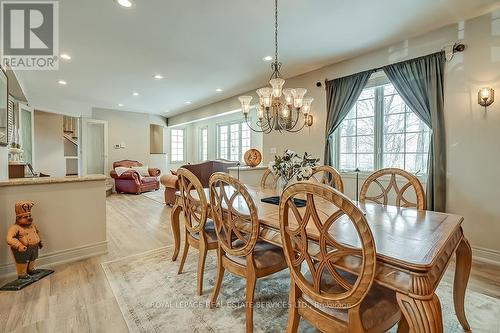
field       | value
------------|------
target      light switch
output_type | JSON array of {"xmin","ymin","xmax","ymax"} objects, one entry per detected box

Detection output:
[
  {"xmin": 120, "ymin": 142, "xmax": 126, "ymax": 148},
  {"xmin": 114, "ymin": 144, "xmax": 120, "ymax": 149}
]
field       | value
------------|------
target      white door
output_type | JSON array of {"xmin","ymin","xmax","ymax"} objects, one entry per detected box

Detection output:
[
  {"xmin": 80, "ymin": 118, "xmax": 108, "ymax": 175},
  {"xmin": 18, "ymin": 103, "xmax": 35, "ymax": 167}
]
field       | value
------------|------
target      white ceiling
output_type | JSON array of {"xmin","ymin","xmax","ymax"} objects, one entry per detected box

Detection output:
[{"xmin": 14, "ymin": 0, "xmax": 498, "ymax": 117}]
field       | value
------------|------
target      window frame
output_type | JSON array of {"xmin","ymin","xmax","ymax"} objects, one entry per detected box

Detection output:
[
  {"xmin": 217, "ymin": 120, "xmax": 251, "ymax": 162},
  {"xmin": 332, "ymin": 78, "xmax": 430, "ymax": 177},
  {"xmin": 170, "ymin": 128, "xmax": 186, "ymax": 164},
  {"xmin": 199, "ymin": 126, "xmax": 208, "ymax": 162}
]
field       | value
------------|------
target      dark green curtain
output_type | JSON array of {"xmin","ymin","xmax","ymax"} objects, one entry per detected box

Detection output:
[
  {"xmin": 324, "ymin": 70, "xmax": 374, "ymax": 167},
  {"xmin": 383, "ymin": 51, "xmax": 446, "ymax": 211}
]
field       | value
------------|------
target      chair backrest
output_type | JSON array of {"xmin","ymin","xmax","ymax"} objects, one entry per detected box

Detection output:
[
  {"xmin": 182, "ymin": 160, "xmax": 239, "ymax": 187},
  {"xmin": 209, "ymin": 172, "xmax": 259, "ymax": 257},
  {"xmin": 113, "ymin": 159, "xmax": 142, "ymax": 169},
  {"xmin": 260, "ymin": 168, "xmax": 279, "ymax": 189},
  {"xmin": 310, "ymin": 165, "xmax": 344, "ymax": 193},
  {"xmin": 177, "ymin": 168, "xmax": 208, "ymax": 234},
  {"xmin": 279, "ymin": 182, "xmax": 376, "ymax": 309},
  {"xmin": 359, "ymin": 168, "xmax": 426, "ymax": 210}
]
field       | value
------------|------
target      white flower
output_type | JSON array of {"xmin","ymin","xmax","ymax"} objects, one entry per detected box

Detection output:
[
  {"xmin": 285, "ymin": 149, "xmax": 295, "ymax": 156},
  {"xmin": 299, "ymin": 167, "xmax": 313, "ymax": 179}
]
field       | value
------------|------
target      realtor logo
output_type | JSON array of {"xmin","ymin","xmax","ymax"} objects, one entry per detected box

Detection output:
[{"xmin": 1, "ymin": 1, "xmax": 59, "ymax": 70}]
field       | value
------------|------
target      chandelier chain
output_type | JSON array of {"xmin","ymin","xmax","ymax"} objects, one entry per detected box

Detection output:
[{"xmin": 274, "ymin": 0, "xmax": 278, "ymax": 65}]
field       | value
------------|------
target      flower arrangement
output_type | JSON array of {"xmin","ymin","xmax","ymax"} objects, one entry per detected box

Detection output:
[{"xmin": 269, "ymin": 150, "xmax": 320, "ymax": 187}]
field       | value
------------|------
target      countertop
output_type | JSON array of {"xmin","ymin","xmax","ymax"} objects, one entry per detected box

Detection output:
[{"xmin": 0, "ymin": 175, "xmax": 107, "ymax": 187}]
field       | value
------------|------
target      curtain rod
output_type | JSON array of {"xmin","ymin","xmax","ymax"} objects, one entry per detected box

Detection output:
[{"xmin": 322, "ymin": 42, "xmax": 466, "ymax": 86}]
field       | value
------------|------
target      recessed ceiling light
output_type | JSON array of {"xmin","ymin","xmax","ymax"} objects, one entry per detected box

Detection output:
[
  {"xmin": 154, "ymin": 74, "xmax": 164, "ymax": 80},
  {"xmin": 58, "ymin": 80, "xmax": 67, "ymax": 85},
  {"xmin": 132, "ymin": 92, "xmax": 139, "ymax": 96},
  {"xmin": 185, "ymin": 101, "xmax": 192, "ymax": 104},
  {"xmin": 216, "ymin": 88, "xmax": 223, "ymax": 92},
  {"xmin": 60, "ymin": 53, "xmax": 71, "ymax": 60},
  {"xmin": 115, "ymin": 0, "xmax": 134, "ymax": 8},
  {"xmin": 118, "ymin": 103, "xmax": 124, "ymax": 107},
  {"xmin": 164, "ymin": 109, "xmax": 169, "ymax": 113},
  {"xmin": 263, "ymin": 56, "xmax": 273, "ymax": 61}
]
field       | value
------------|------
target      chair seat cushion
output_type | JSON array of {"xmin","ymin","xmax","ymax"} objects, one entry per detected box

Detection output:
[
  {"xmin": 226, "ymin": 240, "xmax": 286, "ymax": 269},
  {"xmin": 141, "ymin": 176, "xmax": 158, "ymax": 184},
  {"xmin": 190, "ymin": 219, "xmax": 218, "ymax": 244},
  {"xmin": 300, "ymin": 269, "xmax": 400, "ymax": 331}
]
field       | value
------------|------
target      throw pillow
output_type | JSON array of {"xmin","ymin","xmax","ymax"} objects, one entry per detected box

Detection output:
[{"xmin": 131, "ymin": 166, "xmax": 150, "ymax": 177}]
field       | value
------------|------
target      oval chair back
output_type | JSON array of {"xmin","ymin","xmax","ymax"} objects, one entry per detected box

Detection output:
[
  {"xmin": 310, "ymin": 165, "xmax": 345, "ymax": 193},
  {"xmin": 279, "ymin": 182, "xmax": 376, "ymax": 309},
  {"xmin": 177, "ymin": 168, "xmax": 208, "ymax": 234},
  {"xmin": 360, "ymin": 168, "xmax": 426, "ymax": 210},
  {"xmin": 209, "ymin": 172, "xmax": 259, "ymax": 258},
  {"xmin": 260, "ymin": 168, "xmax": 280, "ymax": 189}
]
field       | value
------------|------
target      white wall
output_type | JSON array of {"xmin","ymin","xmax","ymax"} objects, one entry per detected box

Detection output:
[
  {"xmin": 92, "ymin": 108, "xmax": 167, "ymax": 172},
  {"xmin": 167, "ymin": 10, "xmax": 500, "ymax": 255},
  {"xmin": 34, "ymin": 111, "xmax": 66, "ymax": 177}
]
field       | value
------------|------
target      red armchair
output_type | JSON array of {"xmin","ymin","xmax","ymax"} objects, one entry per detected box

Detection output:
[{"xmin": 110, "ymin": 160, "xmax": 161, "ymax": 194}]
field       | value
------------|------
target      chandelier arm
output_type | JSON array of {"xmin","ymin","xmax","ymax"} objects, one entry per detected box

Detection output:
[
  {"xmin": 286, "ymin": 118, "xmax": 307, "ymax": 133},
  {"xmin": 245, "ymin": 115, "xmax": 269, "ymax": 133}
]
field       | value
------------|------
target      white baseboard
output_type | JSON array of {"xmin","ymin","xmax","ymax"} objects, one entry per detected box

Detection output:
[
  {"xmin": 0, "ymin": 241, "xmax": 108, "ymax": 279},
  {"xmin": 472, "ymin": 246, "xmax": 500, "ymax": 266}
]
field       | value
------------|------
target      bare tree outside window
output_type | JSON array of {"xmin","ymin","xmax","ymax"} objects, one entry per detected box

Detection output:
[{"xmin": 334, "ymin": 81, "xmax": 430, "ymax": 175}]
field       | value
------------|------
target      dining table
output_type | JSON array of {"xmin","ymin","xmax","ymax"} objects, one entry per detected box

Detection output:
[{"xmin": 170, "ymin": 184, "xmax": 472, "ymax": 333}]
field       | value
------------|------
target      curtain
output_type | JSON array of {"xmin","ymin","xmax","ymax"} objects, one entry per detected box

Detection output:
[
  {"xmin": 324, "ymin": 70, "xmax": 374, "ymax": 167},
  {"xmin": 383, "ymin": 51, "xmax": 446, "ymax": 211}
]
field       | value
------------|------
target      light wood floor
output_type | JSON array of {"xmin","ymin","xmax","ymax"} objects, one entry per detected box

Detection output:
[{"xmin": 1, "ymin": 192, "xmax": 499, "ymax": 332}]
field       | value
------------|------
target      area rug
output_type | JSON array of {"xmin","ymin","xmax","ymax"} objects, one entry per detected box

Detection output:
[{"xmin": 102, "ymin": 247, "xmax": 500, "ymax": 333}]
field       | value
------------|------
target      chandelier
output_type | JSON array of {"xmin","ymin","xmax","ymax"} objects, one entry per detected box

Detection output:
[{"xmin": 238, "ymin": 0, "xmax": 313, "ymax": 134}]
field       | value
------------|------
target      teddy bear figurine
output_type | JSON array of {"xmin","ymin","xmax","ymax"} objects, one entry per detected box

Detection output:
[{"xmin": 6, "ymin": 201, "xmax": 43, "ymax": 280}]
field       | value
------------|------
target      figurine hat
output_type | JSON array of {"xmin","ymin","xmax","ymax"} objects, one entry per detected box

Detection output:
[{"xmin": 15, "ymin": 201, "xmax": 35, "ymax": 218}]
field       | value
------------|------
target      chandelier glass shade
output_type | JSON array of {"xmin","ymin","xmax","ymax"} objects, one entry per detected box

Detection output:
[{"xmin": 238, "ymin": 0, "xmax": 313, "ymax": 134}]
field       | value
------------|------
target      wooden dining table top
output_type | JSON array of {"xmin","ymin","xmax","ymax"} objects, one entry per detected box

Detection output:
[{"xmin": 181, "ymin": 184, "xmax": 464, "ymax": 273}]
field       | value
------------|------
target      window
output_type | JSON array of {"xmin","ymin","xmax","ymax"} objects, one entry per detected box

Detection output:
[
  {"xmin": 199, "ymin": 127, "xmax": 208, "ymax": 161},
  {"xmin": 334, "ymin": 81, "xmax": 430, "ymax": 175},
  {"xmin": 217, "ymin": 121, "xmax": 251, "ymax": 162},
  {"xmin": 170, "ymin": 128, "xmax": 185, "ymax": 162}
]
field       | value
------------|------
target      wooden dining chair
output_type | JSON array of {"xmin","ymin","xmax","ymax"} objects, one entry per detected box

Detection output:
[
  {"xmin": 310, "ymin": 165, "xmax": 345, "ymax": 193},
  {"xmin": 279, "ymin": 182, "xmax": 402, "ymax": 333},
  {"xmin": 359, "ymin": 168, "xmax": 426, "ymax": 210},
  {"xmin": 176, "ymin": 168, "xmax": 218, "ymax": 296},
  {"xmin": 209, "ymin": 172, "xmax": 288, "ymax": 333},
  {"xmin": 260, "ymin": 168, "xmax": 279, "ymax": 189}
]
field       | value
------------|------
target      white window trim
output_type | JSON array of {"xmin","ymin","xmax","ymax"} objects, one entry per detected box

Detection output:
[
  {"xmin": 199, "ymin": 126, "xmax": 208, "ymax": 162},
  {"xmin": 216, "ymin": 119, "xmax": 251, "ymax": 162},
  {"xmin": 332, "ymin": 79, "xmax": 430, "ymax": 177},
  {"xmin": 170, "ymin": 128, "xmax": 186, "ymax": 164}
]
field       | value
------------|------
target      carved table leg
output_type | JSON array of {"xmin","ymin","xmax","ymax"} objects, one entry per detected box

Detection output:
[
  {"xmin": 453, "ymin": 237, "xmax": 472, "ymax": 331},
  {"xmin": 396, "ymin": 293, "xmax": 443, "ymax": 333},
  {"xmin": 170, "ymin": 197, "xmax": 182, "ymax": 261}
]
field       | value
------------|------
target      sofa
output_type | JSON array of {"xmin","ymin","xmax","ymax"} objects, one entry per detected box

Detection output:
[
  {"xmin": 110, "ymin": 160, "xmax": 161, "ymax": 194},
  {"xmin": 160, "ymin": 160, "xmax": 238, "ymax": 205}
]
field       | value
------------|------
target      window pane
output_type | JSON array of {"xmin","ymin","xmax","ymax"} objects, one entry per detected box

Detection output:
[
  {"xmin": 384, "ymin": 93, "xmax": 406, "ymax": 115},
  {"xmin": 357, "ymin": 117, "xmax": 374, "ymax": 135},
  {"xmin": 359, "ymin": 87, "xmax": 375, "ymax": 99},
  {"xmin": 340, "ymin": 136, "xmax": 356, "ymax": 154},
  {"xmin": 383, "ymin": 153, "xmax": 404, "ymax": 169},
  {"xmin": 357, "ymin": 135, "xmax": 374, "ymax": 153},
  {"xmin": 339, "ymin": 154, "xmax": 356, "ymax": 170},
  {"xmin": 405, "ymin": 153, "xmax": 427, "ymax": 174},
  {"xmin": 357, "ymin": 154, "xmax": 374, "ymax": 171},
  {"xmin": 356, "ymin": 99, "xmax": 375, "ymax": 118},
  {"xmin": 339, "ymin": 119, "xmax": 356, "ymax": 136},
  {"xmin": 384, "ymin": 113, "xmax": 405, "ymax": 133},
  {"xmin": 383, "ymin": 134, "xmax": 404, "ymax": 153}
]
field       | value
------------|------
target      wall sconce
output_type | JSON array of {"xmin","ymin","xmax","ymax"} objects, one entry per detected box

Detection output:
[
  {"xmin": 305, "ymin": 114, "xmax": 313, "ymax": 127},
  {"xmin": 478, "ymin": 87, "xmax": 494, "ymax": 109}
]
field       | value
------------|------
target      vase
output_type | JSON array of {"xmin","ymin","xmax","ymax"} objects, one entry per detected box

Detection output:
[{"xmin": 277, "ymin": 177, "xmax": 295, "ymax": 195}]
